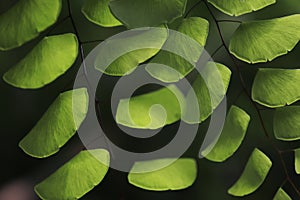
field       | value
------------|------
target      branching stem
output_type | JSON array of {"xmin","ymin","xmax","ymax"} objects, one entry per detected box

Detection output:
[{"xmin": 204, "ymin": 0, "xmax": 300, "ymax": 197}]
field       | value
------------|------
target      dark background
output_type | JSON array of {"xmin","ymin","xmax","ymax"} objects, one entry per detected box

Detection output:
[{"xmin": 1, "ymin": 0, "xmax": 300, "ymax": 199}]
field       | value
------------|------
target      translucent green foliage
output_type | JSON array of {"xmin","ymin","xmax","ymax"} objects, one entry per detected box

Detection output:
[
  {"xmin": 35, "ymin": 149, "xmax": 110, "ymax": 199},
  {"xmin": 0, "ymin": 0, "xmax": 61, "ymax": 50},
  {"xmin": 3, "ymin": 34, "xmax": 78, "ymax": 89},
  {"xmin": 19, "ymin": 88, "xmax": 88, "ymax": 158},
  {"xmin": 183, "ymin": 62, "xmax": 231, "ymax": 123},
  {"xmin": 273, "ymin": 188, "xmax": 292, "ymax": 200},
  {"xmin": 274, "ymin": 106, "xmax": 300, "ymax": 141},
  {"xmin": 109, "ymin": 0, "xmax": 187, "ymax": 28},
  {"xmin": 128, "ymin": 158, "xmax": 197, "ymax": 191},
  {"xmin": 228, "ymin": 148, "xmax": 272, "ymax": 196},
  {"xmin": 252, "ymin": 68, "xmax": 300, "ymax": 108},
  {"xmin": 208, "ymin": 0, "xmax": 275, "ymax": 16},
  {"xmin": 229, "ymin": 15, "xmax": 300, "ymax": 63},
  {"xmin": 82, "ymin": 0, "xmax": 122, "ymax": 27},
  {"xmin": 116, "ymin": 85, "xmax": 184, "ymax": 129},
  {"xmin": 202, "ymin": 106, "xmax": 250, "ymax": 162},
  {"xmin": 95, "ymin": 27, "xmax": 168, "ymax": 76},
  {"xmin": 146, "ymin": 17, "xmax": 209, "ymax": 82},
  {"xmin": 294, "ymin": 149, "xmax": 300, "ymax": 174}
]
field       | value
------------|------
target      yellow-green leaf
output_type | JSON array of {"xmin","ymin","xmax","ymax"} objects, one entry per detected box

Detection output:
[
  {"xmin": 19, "ymin": 88, "xmax": 88, "ymax": 158},
  {"xmin": 208, "ymin": 0, "xmax": 275, "ymax": 16},
  {"xmin": 116, "ymin": 85, "xmax": 184, "ymax": 129},
  {"xmin": 82, "ymin": 0, "xmax": 122, "ymax": 27},
  {"xmin": 228, "ymin": 148, "xmax": 272, "ymax": 196},
  {"xmin": 146, "ymin": 17, "xmax": 209, "ymax": 82},
  {"xmin": 109, "ymin": 0, "xmax": 187, "ymax": 29},
  {"xmin": 128, "ymin": 158, "xmax": 197, "ymax": 191},
  {"xmin": 3, "ymin": 34, "xmax": 78, "ymax": 89},
  {"xmin": 35, "ymin": 149, "xmax": 109, "ymax": 199},
  {"xmin": 202, "ymin": 106, "xmax": 250, "ymax": 162},
  {"xmin": 229, "ymin": 15, "xmax": 300, "ymax": 63},
  {"xmin": 252, "ymin": 68, "xmax": 300, "ymax": 108},
  {"xmin": 0, "ymin": 0, "xmax": 61, "ymax": 50}
]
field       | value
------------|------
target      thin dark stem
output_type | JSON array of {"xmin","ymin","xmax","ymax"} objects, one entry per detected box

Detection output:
[
  {"xmin": 210, "ymin": 44, "xmax": 224, "ymax": 58},
  {"xmin": 204, "ymin": 0, "xmax": 300, "ymax": 197},
  {"xmin": 217, "ymin": 19, "xmax": 242, "ymax": 24},
  {"xmin": 81, "ymin": 39, "xmax": 105, "ymax": 44},
  {"xmin": 66, "ymin": 0, "xmax": 115, "ymax": 158},
  {"xmin": 184, "ymin": 0, "xmax": 203, "ymax": 18},
  {"xmin": 45, "ymin": 16, "xmax": 70, "ymax": 36},
  {"xmin": 67, "ymin": 0, "xmax": 82, "ymax": 43}
]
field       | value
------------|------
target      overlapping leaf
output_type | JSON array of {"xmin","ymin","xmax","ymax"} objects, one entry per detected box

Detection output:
[
  {"xmin": 82, "ymin": 0, "xmax": 122, "ymax": 27},
  {"xmin": 116, "ymin": 85, "xmax": 184, "ymax": 129},
  {"xmin": 229, "ymin": 15, "xmax": 300, "ymax": 63},
  {"xmin": 109, "ymin": 0, "xmax": 187, "ymax": 28},
  {"xmin": 274, "ymin": 106, "xmax": 300, "ymax": 141},
  {"xmin": 273, "ymin": 188, "xmax": 292, "ymax": 200},
  {"xmin": 202, "ymin": 106, "xmax": 250, "ymax": 162},
  {"xmin": 208, "ymin": 0, "xmax": 275, "ymax": 16},
  {"xmin": 146, "ymin": 17, "xmax": 209, "ymax": 82},
  {"xmin": 183, "ymin": 62, "xmax": 231, "ymax": 123},
  {"xmin": 228, "ymin": 148, "xmax": 272, "ymax": 196},
  {"xmin": 94, "ymin": 27, "xmax": 168, "ymax": 76},
  {"xmin": 252, "ymin": 68, "xmax": 300, "ymax": 108},
  {"xmin": 3, "ymin": 34, "xmax": 78, "ymax": 89},
  {"xmin": 35, "ymin": 149, "xmax": 109, "ymax": 199},
  {"xmin": 128, "ymin": 158, "xmax": 197, "ymax": 191},
  {"xmin": 19, "ymin": 88, "xmax": 88, "ymax": 158},
  {"xmin": 0, "ymin": 0, "xmax": 61, "ymax": 50}
]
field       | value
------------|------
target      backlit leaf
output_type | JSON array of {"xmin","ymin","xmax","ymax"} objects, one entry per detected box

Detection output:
[
  {"xmin": 82, "ymin": 0, "xmax": 122, "ymax": 27},
  {"xmin": 3, "ymin": 34, "xmax": 78, "ymax": 89},
  {"xmin": 229, "ymin": 15, "xmax": 300, "ymax": 63},
  {"xmin": 274, "ymin": 106, "xmax": 300, "ymax": 141},
  {"xmin": 95, "ymin": 27, "xmax": 168, "ymax": 76},
  {"xmin": 208, "ymin": 0, "xmax": 275, "ymax": 16},
  {"xmin": 128, "ymin": 158, "xmax": 197, "ymax": 191},
  {"xmin": 0, "ymin": 0, "xmax": 61, "ymax": 50},
  {"xmin": 252, "ymin": 68, "xmax": 300, "ymax": 108},
  {"xmin": 294, "ymin": 149, "xmax": 300, "ymax": 174},
  {"xmin": 116, "ymin": 85, "xmax": 184, "ymax": 129},
  {"xmin": 228, "ymin": 148, "xmax": 272, "ymax": 196},
  {"xmin": 146, "ymin": 17, "xmax": 209, "ymax": 82},
  {"xmin": 109, "ymin": 0, "xmax": 187, "ymax": 28},
  {"xmin": 273, "ymin": 188, "xmax": 292, "ymax": 200},
  {"xmin": 19, "ymin": 88, "xmax": 88, "ymax": 158},
  {"xmin": 202, "ymin": 106, "xmax": 250, "ymax": 162},
  {"xmin": 35, "ymin": 149, "xmax": 109, "ymax": 199},
  {"xmin": 183, "ymin": 62, "xmax": 231, "ymax": 123}
]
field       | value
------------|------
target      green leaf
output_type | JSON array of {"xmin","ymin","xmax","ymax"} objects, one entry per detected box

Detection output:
[
  {"xmin": 183, "ymin": 62, "xmax": 231, "ymax": 123},
  {"xmin": 273, "ymin": 188, "xmax": 292, "ymax": 200},
  {"xmin": 252, "ymin": 68, "xmax": 300, "ymax": 108},
  {"xmin": 228, "ymin": 148, "xmax": 272, "ymax": 196},
  {"xmin": 274, "ymin": 106, "xmax": 300, "ymax": 141},
  {"xmin": 294, "ymin": 149, "xmax": 300, "ymax": 174},
  {"xmin": 208, "ymin": 0, "xmax": 275, "ymax": 16},
  {"xmin": 128, "ymin": 158, "xmax": 197, "ymax": 191},
  {"xmin": 3, "ymin": 34, "xmax": 78, "ymax": 89},
  {"xmin": 95, "ymin": 27, "xmax": 168, "ymax": 76},
  {"xmin": 82, "ymin": 0, "xmax": 122, "ymax": 27},
  {"xmin": 116, "ymin": 85, "xmax": 184, "ymax": 129},
  {"xmin": 19, "ymin": 88, "xmax": 88, "ymax": 158},
  {"xmin": 109, "ymin": 0, "xmax": 187, "ymax": 29},
  {"xmin": 146, "ymin": 17, "xmax": 209, "ymax": 82},
  {"xmin": 35, "ymin": 149, "xmax": 109, "ymax": 199},
  {"xmin": 202, "ymin": 106, "xmax": 250, "ymax": 162},
  {"xmin": 0, "ymin": 0, "xmax": 61, "ymax": 50},
  {"xmin": 229, "ymin": 15, "xmax": 300, "ymax": 63}
]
